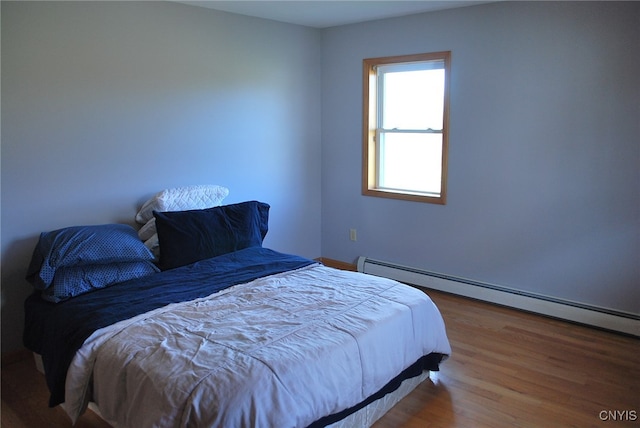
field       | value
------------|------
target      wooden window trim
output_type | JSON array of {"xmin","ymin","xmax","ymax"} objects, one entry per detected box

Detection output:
[{"xmin": 362, "ymin": 51, "xmax": 451, "ymax": 205}]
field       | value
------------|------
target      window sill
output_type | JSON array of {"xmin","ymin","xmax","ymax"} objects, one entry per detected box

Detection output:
[{"xmin": 362, "ymin": 188, "xmax": 446, "ymax": 205}]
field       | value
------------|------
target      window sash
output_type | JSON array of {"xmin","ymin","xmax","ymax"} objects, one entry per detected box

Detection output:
[
  {"xmin": 376, "ymin": 130, "xmax": 443, "ymax": 195},
  {"xmin": 377, "ymin": 60, "xmax": 445, "ymax": 132}
]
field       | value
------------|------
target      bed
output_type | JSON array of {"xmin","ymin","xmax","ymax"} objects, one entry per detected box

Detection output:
[{"xmin": 23, "ymin": 197, "xmax": 451, "ymax": 427}]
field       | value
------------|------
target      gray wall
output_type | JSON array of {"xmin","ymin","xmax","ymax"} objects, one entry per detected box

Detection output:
[
  {"xmin": 321, "ymin": 2, "xmax": 639, "ymax": 314},
  {"xmin": 2, "ymin": 1, "xmax": 639, "ymax": 354},
  {"xmin": 1, "ymin": 1, "xmax": 322, "ymax": 352}
]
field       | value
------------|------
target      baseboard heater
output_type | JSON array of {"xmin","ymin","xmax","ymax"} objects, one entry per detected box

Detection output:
[{"xmin": 357, "ymin": 256, "xmax": 639, "ymax": 337}]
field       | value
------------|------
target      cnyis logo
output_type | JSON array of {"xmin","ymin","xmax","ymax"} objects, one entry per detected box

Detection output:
[{"xmin": 599, "ymin": 410, "xmax": 638, "ymax": 421}]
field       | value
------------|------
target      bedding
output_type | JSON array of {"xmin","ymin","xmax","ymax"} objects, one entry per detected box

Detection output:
[
  {"xmin": 41, "ymin": 261, "xmax": 159, "ymax": 303},
  {"xmin": 23, "ymin": 201, "xmax": 451, "ymax": 427},
  {"xmin": 25, "ymin": 224, "xmax": 158, "ymax": 302},
  {"xmin": 137, "ymin": 218, "xmax": 156, "ymax": 241},
  {"xmin": 26, "ymin": 224, "xmax": 155, "ymax": 290},
  {"xmin": 24, "ymin": 247, "xmax": 314, "ymax": 408},
  {"xmin": 154, "ymin": 200, "xmax": 270, "ymax": 270},
  {"xmin": 135, "ymin": 184, "xmax": 229, "ymax": 224},
  {"xmin": 135, "ymin": 185, "xmax": 229, "ymax": 260},
  {"xmin": 25, "ymin": 249, "xmax": 449, "ymax": 427}
]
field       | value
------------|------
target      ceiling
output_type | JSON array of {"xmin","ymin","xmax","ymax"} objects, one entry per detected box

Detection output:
[{"xmin": 175, "ymin": 1, "xmax": 494, "ymax": 28}]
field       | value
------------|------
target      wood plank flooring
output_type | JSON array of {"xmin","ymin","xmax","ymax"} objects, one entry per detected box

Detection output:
[
  {"xmin": 373, "ymin": 289, "xmax": 639, "ymax": 428},
  {"xmin": 2, "ymin": 288, "xmax": 638, "ymax": 427}
]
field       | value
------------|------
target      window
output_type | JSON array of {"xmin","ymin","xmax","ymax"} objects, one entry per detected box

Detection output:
[{"xmin": 363, "ymin": 51, "xmax": 450, "ymax": 204}]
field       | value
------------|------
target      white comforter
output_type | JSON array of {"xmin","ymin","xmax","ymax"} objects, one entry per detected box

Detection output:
[{"xmin": 63, "ymin": 264, "xmax": 451, "ymax": 427}]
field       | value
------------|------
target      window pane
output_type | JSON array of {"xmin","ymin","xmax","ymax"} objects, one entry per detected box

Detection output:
[
  {"xmin": 378, "ymin": 132, "xmax": 442, "ymax": 194},
  {"xmin": 382, "ymin": 68, "xmax": 444, "ymax": 130}
]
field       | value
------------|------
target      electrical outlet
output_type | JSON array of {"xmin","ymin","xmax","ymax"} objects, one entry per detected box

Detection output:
[{"xmin": 349, "ymin": 229, "xmax": 357, "ymax": 241}]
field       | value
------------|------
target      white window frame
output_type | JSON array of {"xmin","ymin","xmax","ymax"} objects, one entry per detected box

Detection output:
[{"xmin": 363, "ymin": 51, "xmax": 451, "ymax": 204}]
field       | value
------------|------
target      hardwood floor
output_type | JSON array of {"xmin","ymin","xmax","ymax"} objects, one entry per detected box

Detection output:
[
  {"xmin": 2, "ymin": 289, "xmax": 638, "ymax": 427},
  {"xmin": 374, "ymin": 290, "xmax": 639, "ymax": 428}
]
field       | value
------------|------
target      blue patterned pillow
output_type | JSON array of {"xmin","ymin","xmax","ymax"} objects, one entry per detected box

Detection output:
[
  {"xmin": 26, "ymin": 224, "xmax": 155, "ymax": 290},
  {"xmin": 40, "ymin": 261, "xmax": 160, "ymax": 303}
]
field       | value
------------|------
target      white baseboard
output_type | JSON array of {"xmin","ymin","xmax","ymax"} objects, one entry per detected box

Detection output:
[{"xmin": 357, "ymin": 256, "xmax": 639, "ymax": 337}]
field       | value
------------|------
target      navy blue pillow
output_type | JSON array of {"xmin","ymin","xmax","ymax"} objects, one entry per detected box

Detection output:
[{"xmin": 154, "ymin": 201, "xmax": 270, "ymax": 270}]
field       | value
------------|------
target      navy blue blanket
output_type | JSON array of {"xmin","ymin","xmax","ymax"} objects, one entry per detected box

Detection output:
[{"xmin": 23, "ymin": 247, "xmax": 315, "ymax": 407}]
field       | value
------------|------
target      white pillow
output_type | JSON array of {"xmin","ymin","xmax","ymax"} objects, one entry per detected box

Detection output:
[
  {"xmin": 138, "ymin": 218, "xmax": 156, "ymax": 241},
  {"xmin": 144, "ymin": 234, "xmax": 160, "ymax": 260},
  {"xmin": 135, "ymin": 185, "xmax": 229, "ymax": 224}
]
